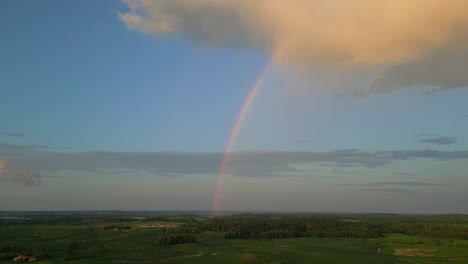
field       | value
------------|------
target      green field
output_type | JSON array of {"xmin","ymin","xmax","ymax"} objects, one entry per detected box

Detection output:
[
  {"xmin": 1, "ymin": 223, "xmax": 467, "ymax": 263},
  {"xmin": 0, "ymin": 224, "xmax": 383, "ymax": 263}
]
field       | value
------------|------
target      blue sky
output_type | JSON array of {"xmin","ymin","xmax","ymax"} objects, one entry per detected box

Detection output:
[
  {"xmin": 1, "ymin": 0, "xmax": 270, "ymax": 152},
  {"xmin": 1, "ymin": 0, "xmax": 468, "ymax": 212}
]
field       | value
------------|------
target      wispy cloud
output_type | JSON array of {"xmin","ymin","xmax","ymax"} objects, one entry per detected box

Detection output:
[
  {"xmin": 1, "ymin": 144, "xmax": 468, "ymax": 184},
  {"xmin": 288, "ymin": 138, "xmax": 309, "ymax": 143},
  {"xmin": 338, "ymin": 181, "xmax": 445, "ymax": 188},
  {"xmin": 342, "ymin": 181, "xmax": 446, "ymax": 193},
  {"xmin": 0, "ymin": 131, "xmax": 27, "ymax": 137},
  {"xmin": 396, "ymin": 172, "xmax": 417, "ymax": 179},
  {"xmin": 416, "ymin": 133, "xmax": 439, "ymax": 137},
  {"xmin": 396, "ymin": 172, "xmax": 416, "ymax": 176},
  {"xmin": 419, "ymin": 136, "xmax": 457, "ymax": 145},
  {"xmin": 0, "ymin": 142, "xmax": 48, "ymax": 151},
  {"xmin": 360, "ymin": 188, "xmax": 413, "ymax": 193},
  {"xmin": 371, "ymin": 49, "xmax": 468, "ymax": 93},
  {"xmin": 26, "ymin": 144, "xmax": 48, "ymax": 149},
  {"xmin": 366, "ymin": 181, "xmax": 446, "ymax": 187}
]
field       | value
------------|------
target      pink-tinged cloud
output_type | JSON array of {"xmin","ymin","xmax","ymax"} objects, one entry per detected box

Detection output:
[
  {"xmin": 119, "ymin": 0, "xmax": 468, "ymax": 67},
  {"xmin": 0, "ymin": 159, "xmax": 41, "ymax": 186}
]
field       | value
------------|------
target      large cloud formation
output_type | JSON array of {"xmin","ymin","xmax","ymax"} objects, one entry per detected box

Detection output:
[
  {"xmin": 119, "ymin": 0, "xmax": 468, "ymax": 92},
  {"xmin": 119, "ymin": 0, "xmax": 468, "ymax": 66}
]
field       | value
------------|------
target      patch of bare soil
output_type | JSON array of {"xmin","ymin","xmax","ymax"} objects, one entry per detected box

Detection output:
[
  {"xmin": 240, "ymin": 254, "xmax": 258, "ymax": 262},
  {"xmin": 183, "ymin": 251, "xmax": 202, "ymax": 257},
  {"xmin": 393, "ymin": 248, "xmax": 436, "ymax": 257}
]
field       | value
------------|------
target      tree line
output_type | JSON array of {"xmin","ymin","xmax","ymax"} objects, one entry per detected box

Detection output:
[
  {"xmin": 158, "ymin": 235, "xmax": 197, "ymax": 246},
  {"xmin": 203, "ymin": 215, "xmax": 468, "ymax": 240}
]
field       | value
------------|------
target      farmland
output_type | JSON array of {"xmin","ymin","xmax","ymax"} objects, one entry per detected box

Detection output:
[{"xmin": 0, "ymin": 212, "xmax": 467, "ymax": 263}]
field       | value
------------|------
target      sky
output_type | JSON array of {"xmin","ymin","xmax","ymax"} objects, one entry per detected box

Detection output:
[{"xmin": 1, "ymin": 0, "xmax": 468, "ymax": 213}]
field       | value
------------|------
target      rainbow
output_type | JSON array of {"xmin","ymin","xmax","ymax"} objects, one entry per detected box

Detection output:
[{"xmin": 211, "ymin": 58, "xmax": 275, "ymax": 215}]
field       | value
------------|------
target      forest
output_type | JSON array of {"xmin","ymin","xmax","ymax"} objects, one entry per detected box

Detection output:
[{"xmin": 204, "ymin": 214, "xmax": 468, "ymax": 240}]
